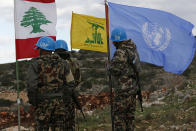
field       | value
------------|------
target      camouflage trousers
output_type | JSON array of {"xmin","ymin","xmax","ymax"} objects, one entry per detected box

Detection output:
[
  {"xmin": 113, "ymin": 91, "xmax": 136, "ymax": 131},
  {"xmin": 34, "ymin": 98, "xmax": 75, "ymax": 131}
]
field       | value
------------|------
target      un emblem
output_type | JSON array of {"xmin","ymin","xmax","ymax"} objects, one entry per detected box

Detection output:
[
  {"xmin": 40, "ymin": 42, "xmax": 48, "ymax": 48},
  {"xmin": 142, "ymin": 22, "xmax": 171, "ymax": 51}
]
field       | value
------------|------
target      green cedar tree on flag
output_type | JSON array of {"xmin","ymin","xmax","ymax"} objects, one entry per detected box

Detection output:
[{"xmin": 14, "ymin": 0, "xmax": 57, "ymax": 59}]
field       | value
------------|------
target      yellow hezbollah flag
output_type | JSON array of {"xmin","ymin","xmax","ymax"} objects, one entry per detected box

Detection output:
[{"xmin": 71, "ymin": 12, "xmax": 107, "ymax": 52}]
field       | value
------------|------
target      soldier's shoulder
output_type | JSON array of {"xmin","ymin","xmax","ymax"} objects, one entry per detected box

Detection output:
[
  {"xmin": 49, "ymin": 53, "xmax": 63, "ymax": 62},
  {"xmin": 70, "ymin": 58, "xmax": 80, "ymax": 65},
  {"xmin": 112, "ymin": 48, "xmax": 127, "ymax": 61},
  {"xmin": 127, "ymin": 40, "xmax": 136, "ymax": 49},
  {"xmin": 51, "ymin": 53, "xmax": 60, "ymax": 59},
  {"xmin": 28, "ymin": 57, "xmax": 41, "ymax": 70},
  {"xmin": 31, "ymin": 57, "xmax": 39, "ymax": 61},
  {"xmin": 115, "ymin": 48, "xmax": 126, "ymax": 56},
  {"xmin": 53, "ymin": 52, "xmax": 60, "ymax": 58},
  {"xmin": 29, "ymin": 57, "xmax": 40, "ymax": 64},
  {"xmin": 37, "ymin": 54, "xmax": 53, "ymax": 62},
  {"xmin": 57, "ymin": 57, "xmax": 69, "ymax": 68}
]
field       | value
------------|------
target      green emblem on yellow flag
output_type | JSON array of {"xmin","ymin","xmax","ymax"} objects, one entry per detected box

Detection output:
[
  {"xmin": 71, "ymin": 13, "xmax": 107, "ymax": 52},
  {"xmin": 85, "ymin": 21, "xmax": 104, "ymax": 44}
]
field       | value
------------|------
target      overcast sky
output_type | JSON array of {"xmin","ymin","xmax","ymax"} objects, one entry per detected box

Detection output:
[{"xmin": 0, "ymin": 0, "xmax": 196, "ymax": 64}]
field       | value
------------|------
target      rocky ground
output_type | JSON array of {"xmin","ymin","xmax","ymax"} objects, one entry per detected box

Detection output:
[
  {"xmin": 0, "ymin": 81, "xmax": 196, "ymax": 130},
  {"xmin": 76, "ymin": 80, "xmax": 196, "ymax": 131}
]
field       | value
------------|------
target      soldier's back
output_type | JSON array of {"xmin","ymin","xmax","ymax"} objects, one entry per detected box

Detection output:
[
  {"xmin": 34, "ymin": 54, "xmax": 73, "ymax": 127},
  {"xmin": 67, "ymin": 58, "xmax": 81, "ymax": 85}
]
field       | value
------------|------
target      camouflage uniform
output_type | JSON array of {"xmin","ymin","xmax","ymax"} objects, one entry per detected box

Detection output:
[
  {"xmin": 109, "ymin": 40, "xmax": 141, "ymax": 131},
  {"xmin": 55, "ymin": 51, "xmax": 81, "ymax": 130},
  {"xmin": 68, "ymin": 57, "xmax": 81, "ymax": 85},
  {"xmin": 27, "ymin": 53, "xmax": 75, "ymax": 131},
  {"xmin": 54, "ymin": 51, "xmax": 81, "ymax": 84}
]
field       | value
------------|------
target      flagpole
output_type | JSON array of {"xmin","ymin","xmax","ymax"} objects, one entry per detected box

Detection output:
[
  {"xmin": 71, "ymin": 11, "xmax": 78, "ymax": 131},
  {"xmin": 14, "ymin": 0, "xmax": 21, "ymax": 130},
  {"xmin": 105, "ymin": 1, "xmax": 114, "ymax": 131},
  {"xmin": 70, "ymin": 11, "xmax": 74, "ymax": 51},
  {"xmin": 16, "ymin": 60, "xmax": 21, "ymax": 131}
]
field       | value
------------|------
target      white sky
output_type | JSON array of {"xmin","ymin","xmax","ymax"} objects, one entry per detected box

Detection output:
[{"xmin": 0, "ymin": 0, "xmax": 196, "ymax": 64}]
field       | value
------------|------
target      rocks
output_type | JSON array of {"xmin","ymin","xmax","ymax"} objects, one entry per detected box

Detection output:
[
  {"xmin": 143, "ymin": 100, "xmax": 166, "ymax": 108},
  {"xmin": 160, "ymin": 125, "xmax": 166, "ymax": 130},
  {"xmin": 170, "ymin": 125, "xmax": 180, "ymax": 130},
  {"xmin": 2, "ymin": 126, "xmax": 34, "ymax": 131},
  {"xmin": 142, "ymin": 102, "xmax": 152, "ymax": 108},
  {"xmin": 151, "ymin": 100, "xmax": 165, "ymax": 106}
]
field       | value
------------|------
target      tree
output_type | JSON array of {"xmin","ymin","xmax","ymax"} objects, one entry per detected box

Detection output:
[{"xmin": 20, "ymin": 7, "xmax": 51, "ymax": 33}]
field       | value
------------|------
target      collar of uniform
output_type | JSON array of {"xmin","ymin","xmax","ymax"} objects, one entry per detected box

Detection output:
[{"xmin": 119, "ymin": 40, "xmax": 136, "ymax": 50}]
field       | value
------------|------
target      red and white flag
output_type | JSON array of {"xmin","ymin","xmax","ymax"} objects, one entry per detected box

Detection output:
[{"xmin": 14, "ymin": 0, "xmax": 57, "ymax": 59}]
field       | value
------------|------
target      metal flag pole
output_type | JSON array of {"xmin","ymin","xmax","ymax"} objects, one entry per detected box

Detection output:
[
  {"xmin": 16, "ymin": 60, "xmax": 21, "ymax": 131},
  {"xmin": 70, "ymin": 11, "xmax": 74, "ymax": 51},
  {"xmin": 14, "ymin": 0, "xmax": 21, "ymax": 130},
  {"xmin": 70, "ymin": 11, "xmax": 79, "ymax": 131},
  {"xmin": 104, "ymin": 1, "xmax": 114, "ymax": 131}
]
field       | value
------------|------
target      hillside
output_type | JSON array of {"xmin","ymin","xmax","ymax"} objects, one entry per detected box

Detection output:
[
  {"xmin": 0, "ymin": 49, "xmax": 196, "ymax": 130},
  {"xmin": 1, "ymin": 49, "xmax": 193, "ymax": 93}
]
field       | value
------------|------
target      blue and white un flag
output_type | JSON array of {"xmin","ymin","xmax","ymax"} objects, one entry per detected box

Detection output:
[{"xmin": 108, "ymin": 2, "xmax": 196, "ymax": 74}]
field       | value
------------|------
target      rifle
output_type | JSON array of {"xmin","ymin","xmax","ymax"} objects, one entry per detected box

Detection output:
[
  {"xmin": 126, "ymin": 47, "xmax": 143, "ymax": 112},
  {"xmin": 71, "ymin": 90, "xmax": 86, "ymax": 121},
  {"xmin": 135, "ymin": 71, "xmax": 143, "ymax": 112},
  {"xmin": 63, "ymin": 85, "xmax": 86, "ymax": 120}
]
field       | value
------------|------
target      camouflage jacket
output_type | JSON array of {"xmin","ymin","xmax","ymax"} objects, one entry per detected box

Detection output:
[
  {"xmin": 67, "ymin": 58, "xmax": 81, "ymax": 86},
  {"xmin": 27, "ymin": 53, "xmax": 74, "ymax": 106},
  {"xmin": 109, "ymin": 40, "xmax": 141, "ymax": 91},
  {"xmin": 54, "ymin": 52, "xmax": 81, "ymax": 86}
]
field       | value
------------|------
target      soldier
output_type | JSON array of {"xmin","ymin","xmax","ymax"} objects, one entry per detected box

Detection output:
[
  {"xmin": 55, "ymin": 40, "xmax": 81, "ymax": 85},
  {"xmin": 108, "ymin": 27, "xmax": 141, "ymax": 131},
  {"xmin": 27, "ymin": 36, "xmax": 75, "ymax": 131},
  {"xmin": 54, "ymin": 40, "xmax": 81, "ymax": 130}
]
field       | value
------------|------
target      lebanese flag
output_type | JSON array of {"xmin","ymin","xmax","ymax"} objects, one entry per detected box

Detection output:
[{"xmin": 14, "ymin": 0, "xmax": 56, "ymax": 59}]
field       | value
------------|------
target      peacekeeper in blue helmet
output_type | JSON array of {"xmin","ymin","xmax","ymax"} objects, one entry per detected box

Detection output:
[
  {"xmin": 108, "ymin": 27, "xmax": 141, "ymax": 131},
  {"xmin": 55, "ymin": 40, "xmax": 81, "ymax": 85},
  {"xmin": 54, "ymin": 40, "xmax": 81, "ymax": 130},
  {"xmin": 26, "ymin": 36, "xmax": 75, "ymax": 131}
]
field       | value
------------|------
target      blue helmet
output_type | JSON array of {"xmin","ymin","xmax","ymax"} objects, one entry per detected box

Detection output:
[
  {"xmin": 55, "ymin": 40, "xmax": 68, "ymax": 51},
  {"xmin": 110, "ymin": 27, "xmax": 127, "ymax": 42},
  {"xmin": 35, "ymin": 36, "xmax": 55, "ymax": 51}
]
